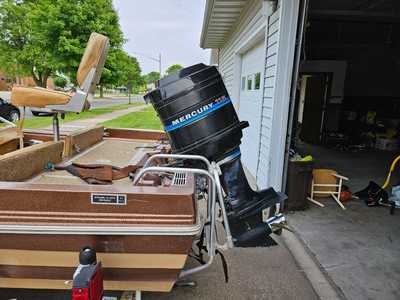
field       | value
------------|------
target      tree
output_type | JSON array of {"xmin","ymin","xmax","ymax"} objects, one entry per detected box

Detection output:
[
  {"xmin": 0, "ymin": 0, "xmax": 124, "ymax": 88},
  {"xmin": 166, "ymin": 64, "xmax": 183, "ymax": 75},
  {"xmin": 119, "ymin": 54, "xmax": 143, "ymax": 91},
  {"xmin": 97, "ymin": 49, "xmax": 143, "ymax": 97},
  {"xmin": 53, "ymin": 76, "xmax": 68, "ymax": 89},
  {"xmin": 143, "ymin": 71, "xmax": 160, "ymax": 84}
]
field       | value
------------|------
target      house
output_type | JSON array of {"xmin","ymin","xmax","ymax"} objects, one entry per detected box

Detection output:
[
  {"xmin": 201, "ymin": 1, "xmax": 400, "ymax": 299},
  {"xmin": 0, "ymin": 70, "xmax": 55, "ymax": 92},
  {"xmin": 200, "ymin": 0, "xmax": 400, "ymax": 191},
  {"xmin": 201, "ymin": 0, "xmax": 301, "ymax": 191}
]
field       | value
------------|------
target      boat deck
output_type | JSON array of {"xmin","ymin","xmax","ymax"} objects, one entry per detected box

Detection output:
[{"xmin": 30, "ymin": 138, "xmax": 153, "ymax": 186}]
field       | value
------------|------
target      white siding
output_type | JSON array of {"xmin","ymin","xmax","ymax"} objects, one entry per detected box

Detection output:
[
  {"xmin": 257, "ymin": 0, "xmax": 300, "ymax": 190},
  {"xmin": 215, "ymin": 0, "xmax": 299, "ymax": 189},
  {"xmin": 256, "ymin": 8, "xmax": 280, "ymax": 188}
]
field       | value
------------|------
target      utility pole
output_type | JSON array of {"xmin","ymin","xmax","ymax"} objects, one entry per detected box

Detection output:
[{"xmin": 159, "ymin": 53, "xmax": 162, "ymax": 77}]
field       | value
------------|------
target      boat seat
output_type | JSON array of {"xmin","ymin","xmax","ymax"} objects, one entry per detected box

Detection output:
[
  {"xmin": 0, "ymin": 141, "xmax": 64, "ymax": 181},
  {"xmin": 11, "ymin": 87, "xmax": 71, "ymax": 108},
  {"xmin": 11, "ymin": 32, "xmax": 109, "ymax": 113}
]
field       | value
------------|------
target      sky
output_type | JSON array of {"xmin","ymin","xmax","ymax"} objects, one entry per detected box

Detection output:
[{"xmin": 113, "ymin": 0, "xmax": 211, "ymax": 75}]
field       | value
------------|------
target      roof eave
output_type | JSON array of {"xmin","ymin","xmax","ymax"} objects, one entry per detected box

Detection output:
[
  {"xmin": 200, "ymin": 0, "xmax": 215, "ymax": 49},
  {"xmin": 200, "ymin": 0, "xmax": 246, "ymax": 49}
]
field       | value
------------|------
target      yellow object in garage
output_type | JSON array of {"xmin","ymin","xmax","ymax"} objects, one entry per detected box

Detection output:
[{"xmin": 382, "ymin": 155, "xmax": 400, "ymax": 189}]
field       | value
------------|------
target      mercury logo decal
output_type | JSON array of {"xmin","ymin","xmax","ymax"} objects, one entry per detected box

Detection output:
[
  {"xmin": 165, "ymin": 95, "xmax": 231, "ymax": 132},
  {"xmin": 171, "ymin": 103, "xmax": 213, "ymax": 126}
]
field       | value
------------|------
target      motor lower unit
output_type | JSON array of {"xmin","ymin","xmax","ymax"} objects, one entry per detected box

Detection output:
[{"xmin": 145, "ymin": 63, "xmax": 286, "ymax": 245}]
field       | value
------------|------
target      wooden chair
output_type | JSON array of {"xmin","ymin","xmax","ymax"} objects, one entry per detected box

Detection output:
[{"xmin": 307, "ymin": 168, "xmax": 349, "ymax": 210}]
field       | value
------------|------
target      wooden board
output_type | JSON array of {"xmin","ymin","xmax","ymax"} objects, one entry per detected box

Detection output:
[
  {"xmin": 106, "ymin": 128, "xmax": 166, "ymax": 140},
  {"xmin": 63, "ymin": 125, "xmax": 104, "ymax": 157},
  {"xmin": 0, "ymin": 127, "xmax": 23, "ymax": 146},
  {"xmin": 0, "ymin": 139, "xmax": 19, "ymax": 155},
  {"xmin": 0, "ymin": 141, "xmax": 64, "ymax": 181}
]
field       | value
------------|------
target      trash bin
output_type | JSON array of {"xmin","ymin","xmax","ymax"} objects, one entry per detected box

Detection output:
[{"xmin": 285, "ymin": 160, "xmax": 314, "ymax": 211}]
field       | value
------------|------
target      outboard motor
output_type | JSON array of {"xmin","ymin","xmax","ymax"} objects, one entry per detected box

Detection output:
[{"xmin": 145, "ymin": 63, "xmax": 286, "ymax": 245}]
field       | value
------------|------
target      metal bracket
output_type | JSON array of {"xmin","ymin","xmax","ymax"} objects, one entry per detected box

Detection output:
[
  {"xmin": 52, "ymin": 113, "xmax": 60, "ymax": 142},
  {"xmin": 47, "ymin": 68, "xmax": 96, "ymax": 113}
]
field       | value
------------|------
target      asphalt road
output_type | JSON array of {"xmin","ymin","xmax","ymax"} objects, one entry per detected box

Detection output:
[{"xmin": 21, "ymin": 95, "xmax": 145, "ymax": 119}]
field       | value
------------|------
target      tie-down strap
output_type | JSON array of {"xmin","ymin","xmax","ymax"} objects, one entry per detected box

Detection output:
[{"xmin": 54, "ymin": 163, "xmax": 140, "ymax": 185}]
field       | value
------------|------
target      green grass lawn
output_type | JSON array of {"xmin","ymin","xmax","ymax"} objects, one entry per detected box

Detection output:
[
  {"xmin": 102, "ymin": 106, "xmax": 163, "ymax": 130},
  {"xmin": 21, "ymin": 103, "xmax": 144, "ymax": 129}
]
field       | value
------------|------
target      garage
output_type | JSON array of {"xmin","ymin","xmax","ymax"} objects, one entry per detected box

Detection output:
[
  {"xmin": 201, "ymin": 1, "xmax": 400, "ymax": 298},
  {"xmin": 238, "ymin": 40, "xmax": 264, "ymax": 177},
  {"xmin": 287, "ymin": 1, "xmax": 400, "ymax": 299},
  {"xmin": 289, "ymin": 0, "xmax": 400, "ymax": 205}
]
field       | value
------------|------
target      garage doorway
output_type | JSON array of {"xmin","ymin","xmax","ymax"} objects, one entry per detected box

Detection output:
[
  {"xmin": 238, "ymin": 40, "xmax": 264, "ymax": 177},
  {"xmin": 287, "ymin": 1, "xmax": 400, "ymax": 299}
]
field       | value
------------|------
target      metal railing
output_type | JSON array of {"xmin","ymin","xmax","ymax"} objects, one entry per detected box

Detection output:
[
  {"xmin": 134, "ymin": 153, "xmax": 287, "ymax": 278},
  {"xmin": 137, "ymin": 153, "xmax": 234, "ymax": 249},
  {"xmin": 134, "ymin": 165, "xmax": 217, "ymax": 278}
]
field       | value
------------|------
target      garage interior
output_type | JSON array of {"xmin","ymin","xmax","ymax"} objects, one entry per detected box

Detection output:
[
  {"xmin": 287, "ymin": 1, "xmax": 400, "ymax": 299},
  {"xmin": 292, "ymin": 0, "xmax": 400, "ymax": 193}
]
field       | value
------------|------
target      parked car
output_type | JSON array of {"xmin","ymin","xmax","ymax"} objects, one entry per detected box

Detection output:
[
  {"xmin": 0, "ymin": 97, "xmax": 20, "ymax": 122},
  {"xmin": 30, "ymin": 107, "xmax": 53, "ymax": 116}
]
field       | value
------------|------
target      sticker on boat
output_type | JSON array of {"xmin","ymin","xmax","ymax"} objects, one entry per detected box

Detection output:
[{"xmin": 91, "ymin": 193, "xmax": 127, "ymax": 205}]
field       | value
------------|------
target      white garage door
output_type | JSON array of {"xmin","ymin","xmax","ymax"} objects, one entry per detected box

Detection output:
[{"xmin": 238, "ymin": 40, "xmax": 265, "ymax": 178}]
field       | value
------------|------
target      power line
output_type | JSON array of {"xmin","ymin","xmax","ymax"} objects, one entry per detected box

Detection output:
[{"xmin": 131, "ymin": 51, "xmax": 162, "ymax": 75}]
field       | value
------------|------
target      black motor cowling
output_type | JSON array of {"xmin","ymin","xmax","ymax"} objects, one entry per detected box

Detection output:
[
  {"xmin": 145, "ymin": 63, "xmax": 248, "ymax": 161},
  {"xmin": 144, "ymin": 63, "xmax": 285, "ymax": 245}
]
